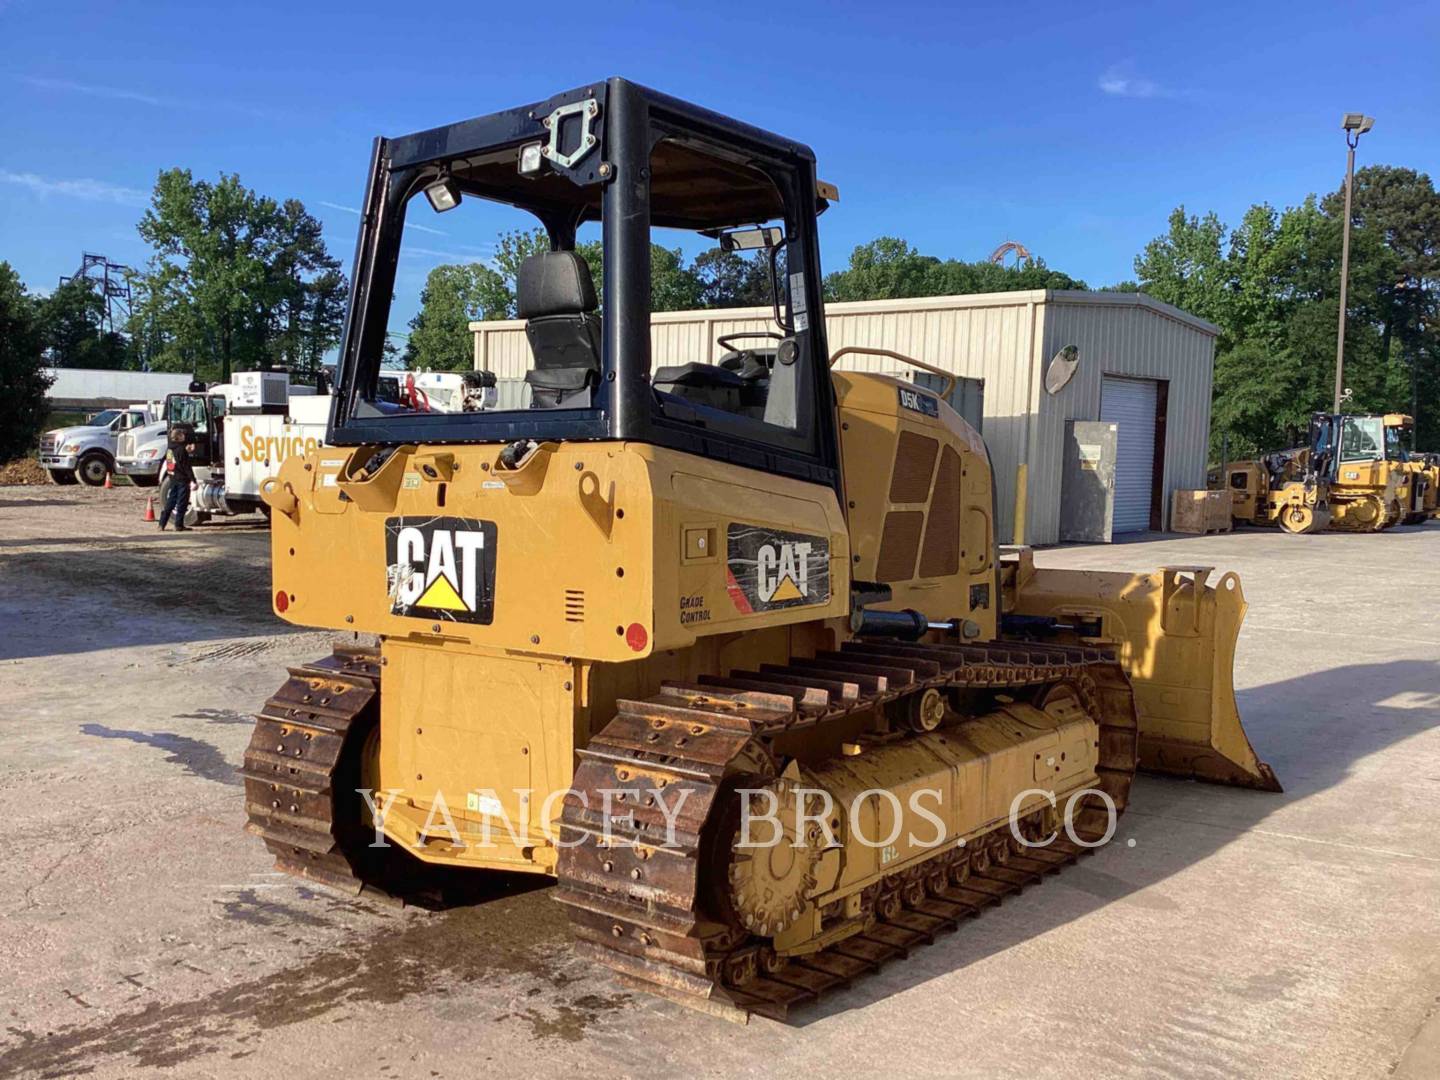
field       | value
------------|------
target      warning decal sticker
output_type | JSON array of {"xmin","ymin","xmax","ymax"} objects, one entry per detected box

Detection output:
[
  {"xmin": 725, "ymin": 524, "xmax": 830, "ymax": 613},
  {"xmin": 385, "ymin": 516, "xmax": 497, "ymax": 625}
]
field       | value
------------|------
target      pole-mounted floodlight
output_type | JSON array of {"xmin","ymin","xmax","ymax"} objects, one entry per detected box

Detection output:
[{"xmin": 1333, "ymin": 112, "xmax": 1375, "ymax": 413}]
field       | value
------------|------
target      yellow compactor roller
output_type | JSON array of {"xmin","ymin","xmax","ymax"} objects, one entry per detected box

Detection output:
[{"xmin": 245, "ymin": 79, "xmax": 1278, "ymax": 1021}]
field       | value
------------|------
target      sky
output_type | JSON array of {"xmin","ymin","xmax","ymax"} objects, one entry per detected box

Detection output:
[{"xmin": 2, "ymin": 0, "xmax": 1438, "ymax": 333}]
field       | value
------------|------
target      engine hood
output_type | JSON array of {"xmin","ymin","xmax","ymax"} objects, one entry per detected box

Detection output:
[{"xmin": 47, "ymin": 425, "xmax": 108, "ymax": 442}]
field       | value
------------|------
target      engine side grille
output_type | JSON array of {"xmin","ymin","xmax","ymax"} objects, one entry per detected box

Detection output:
[
  {"xmin": 876, "ymin": 510, "xmax": 925, "ymax": 582},
  {"xmin": 564, "ymin": 589, "xmax": 585, "ymax": 623},
  {"xmin": 918, "ymin": 445, "xmax": 962, "ymax": 578},
  {"xmin": 888, "ymin": 431, "xmax": 939, "ymax": 503}
]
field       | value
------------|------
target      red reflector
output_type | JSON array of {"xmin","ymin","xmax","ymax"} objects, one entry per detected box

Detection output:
[
  {"xmin": 625, "ymin": 622, "xmax": 648, "ymax": 652},
  {"xmin": 275, "ymin": 590, "xmax": 289, "ymax": 613}
]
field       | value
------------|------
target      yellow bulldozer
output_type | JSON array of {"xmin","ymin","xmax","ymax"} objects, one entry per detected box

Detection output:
[
  {"xmin": 245, "ymin": 79, "xmax": 1278, "ymax": 1021},
  {"xmin": 1218, "ymin": 411, "xmax": 1430, "ymax": 533}
]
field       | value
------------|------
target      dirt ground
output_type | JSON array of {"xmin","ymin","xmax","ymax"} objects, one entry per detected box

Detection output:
[
  {"xmin": 1, "ymin": 483, "xmax": 1438, "ymax": 1079},
  {"xmin": 0, "ymin": 459, "xmax": 49, "ymax": 486}
]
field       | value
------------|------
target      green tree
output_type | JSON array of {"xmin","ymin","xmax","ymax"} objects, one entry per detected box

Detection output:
[
  {"xmin": 649, "ymin": 245, "xmax": 702, "ymax": 311},
  {"xmin": 1322, "ymin": 166, "xmax": 1440, "ymax": 444},
  {"xmin": 693, "ymin": 249, "xmax": 775, "ymax": 308},
  {"xmin": 0, "ymin": 263, "xmax": 53, "ymax": 462},
  {"xmin": 1133, "ymin": 207, "xmax": 1231, "ymax": 330},
  {"xmin": 824, "ymin": 237, "xmax": 1086, "ymax": 302},
  {"xmin": 130, "ymin": 169, "xmax": 346, "ymax": 382},
  {"xmin": 824, "ymin": 238, "xmax": 943, "ymax": 301},
  {"xmin": 404, "ymin": 263, "xmax": 509, "ymax": 371},
  {"xmin": 1135, "ymin": 190, "xmax": 1410, "ymax": 459},
  {"xmin": 37, "ymin": 278, "xmax": 134, "ymax": 369},
  {"xmin": 262, "ymin": 199, "xmax": 349, "ymax": 378}
]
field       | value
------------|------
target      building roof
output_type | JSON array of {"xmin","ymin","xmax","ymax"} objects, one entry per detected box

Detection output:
[{"xmin": 470, "ymin": 289, "xmax": 1219, "ymax": 338}]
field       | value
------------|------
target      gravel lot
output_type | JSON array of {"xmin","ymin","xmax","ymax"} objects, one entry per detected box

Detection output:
[{"xmin": 1, "ymin": 484, "xmax": 1437, "ymax": 1079}]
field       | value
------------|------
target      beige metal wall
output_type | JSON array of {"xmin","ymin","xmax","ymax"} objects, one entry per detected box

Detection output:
[
  {"xmin": 1028, "ymin": 293, "xmax": 1218, "ymax": 545},
  {"xmin": 469, "ymin": 289, "xmax": 1216, "ymax": 546}
]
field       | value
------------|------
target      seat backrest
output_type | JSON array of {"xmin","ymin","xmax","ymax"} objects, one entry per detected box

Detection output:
[{"xmin": 518, "ymin": 252, "xmax": 601, "ymax": 408}]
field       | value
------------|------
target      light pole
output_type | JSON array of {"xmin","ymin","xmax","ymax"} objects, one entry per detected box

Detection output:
[{"xmin": 1333, "ymin": 112, "xmax": 1374, "ymax": 414}]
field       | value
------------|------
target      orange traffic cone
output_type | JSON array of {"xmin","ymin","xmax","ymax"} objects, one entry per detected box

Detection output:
[
  {"xmin": 143, "ymin": 494, "xmax": 156, "ymax": 522},
  {"xmin": 104, "ymin": 471, "xmax": 113, "ymax": 489}
]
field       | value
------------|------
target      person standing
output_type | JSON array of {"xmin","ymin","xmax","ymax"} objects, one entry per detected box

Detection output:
[{"xmin": 159, "ymin": 426, "xmax": 196, "ymax": 532}]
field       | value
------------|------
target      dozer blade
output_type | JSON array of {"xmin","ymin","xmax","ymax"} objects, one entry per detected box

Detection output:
[{"xmin": 1002, "ymin": 551, "xmax": 1281, "ymax": 792}]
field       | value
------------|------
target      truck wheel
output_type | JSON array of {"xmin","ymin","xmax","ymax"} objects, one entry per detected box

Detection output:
[
  {"xmin": 77, "ymin": 454, "xmax": 111, "ymax": 487},
  {"xmin": 47, "ymin": 469, "xmax": 78, "ymax": 486},
  {"xmin": 160, "ymin": 476, "xmax": 205, "ymax": 527}
]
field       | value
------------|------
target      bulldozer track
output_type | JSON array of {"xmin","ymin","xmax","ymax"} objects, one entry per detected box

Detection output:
[
  {"xmin": 241, "ymin": 639, "xmax": 1137, "ymax": 1020},
  {"xmin": 1327, "ymin": 493, "xmax": 1392, "ymax": 532},
  {"xmin": 554, "ymin": 638, "xmax": 1138, "ymax": 1023},
  {"xmin": 240, "ymin": 645, "xmax": 415, "ymax": 902}
]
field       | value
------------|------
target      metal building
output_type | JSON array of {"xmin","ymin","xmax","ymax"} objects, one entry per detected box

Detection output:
[
  {"xmin": 470, "ymin": 289, "xmax": 1218, "ymax": 545},
  {"xmin": 43, "ymin": 367, "xmax": 195, "ymax": 411}
]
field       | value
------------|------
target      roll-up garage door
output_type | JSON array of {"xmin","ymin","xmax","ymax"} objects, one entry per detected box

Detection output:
[{"xmin": 1100, "ymin": 376, "xmax": 1158, "ymax": 533}]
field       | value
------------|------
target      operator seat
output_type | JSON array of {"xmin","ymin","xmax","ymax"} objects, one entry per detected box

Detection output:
[{"xmin": 518, "ymin": 251, "xmax": 602, "ymax": 408}]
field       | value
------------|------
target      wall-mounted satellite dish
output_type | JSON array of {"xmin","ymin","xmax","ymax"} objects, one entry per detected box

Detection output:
[{"xmin": 1046, "ymin": 345, "xmax": 1079, "ymax": 395}]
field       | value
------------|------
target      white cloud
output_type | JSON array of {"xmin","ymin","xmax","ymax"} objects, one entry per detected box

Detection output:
[
  {"xmin": 18, "ymin": 75, "xmax": 165, "ymax": 106},
  {"xmin": 16, "ymin": 73, "xmax": 271, "ymax": 119},
  {"xmin": 401, "ymin": 245, "xmax": 490, "ymax": 261},
  {"xmin": 0, "ymin": 168, "xmax": 148, "ymax": 207},
  {"xmin": 319, "ymin": 199, "xmax": 448, "ymax": 236},
  {"xmin": 1098, "ymin": 63, "xmax": 1165, "ymax": 99}
]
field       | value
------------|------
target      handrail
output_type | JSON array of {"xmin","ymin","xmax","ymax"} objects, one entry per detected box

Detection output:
[{"xmin": 828, "ymin": 346, "xmax": 956, "ymax": 399}]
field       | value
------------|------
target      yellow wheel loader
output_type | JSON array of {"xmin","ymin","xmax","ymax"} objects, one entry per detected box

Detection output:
[{"xmin": 246, "ymin": 79, "xmax": 1278, "ymax": 1022}]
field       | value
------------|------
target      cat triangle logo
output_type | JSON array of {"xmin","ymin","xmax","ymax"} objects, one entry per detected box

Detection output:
[
  {"xmin": 769, "ymin": 575, "xmax": 804, "ymax": 602},
  {"xmin": 417, "ymin": 573, "xmax": 468, "ymax": 611},
  {"xmin": 385, "ymin": 517, "xmax": 497, "ymax": 626}
]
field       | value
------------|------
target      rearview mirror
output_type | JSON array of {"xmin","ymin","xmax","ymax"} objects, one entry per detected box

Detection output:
[{"xmin": 719, "ymin": 226, "xmax": 783, "ymax": 252}]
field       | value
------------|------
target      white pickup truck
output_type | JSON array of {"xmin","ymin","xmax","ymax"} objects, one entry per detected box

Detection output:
[{"xmin": 40, "ymin": 404, "xmax": 162, "ymax": 486}]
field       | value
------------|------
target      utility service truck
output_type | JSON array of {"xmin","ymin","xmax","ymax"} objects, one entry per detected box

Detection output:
[{"xmin": 160, "ymin": 372, "xmax": 329, "ymax": 527}]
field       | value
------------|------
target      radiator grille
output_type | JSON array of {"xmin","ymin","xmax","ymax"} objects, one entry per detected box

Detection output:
[
  {"xmin": 876, "ymin": 510, "xmax": 925, "ymax": 582},
  {"xmin": 888, "ymin": 431, "xmax": 939, "ymax": 503},
  {"xmin": 918, "ymin": 445, "xmax": 962, "ymax": 578}
]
